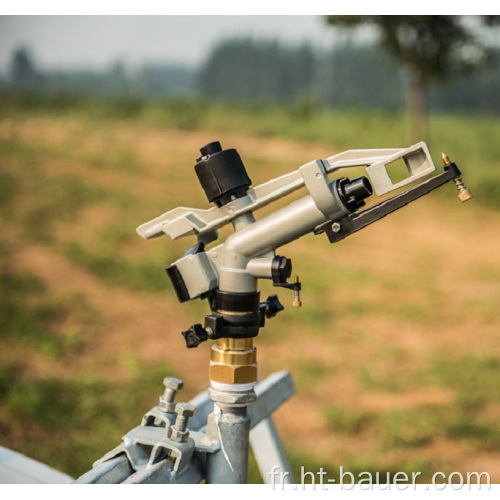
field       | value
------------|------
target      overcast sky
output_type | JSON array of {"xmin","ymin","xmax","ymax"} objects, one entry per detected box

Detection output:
[{"xmin": 0, "ymin": 16, "xmax": 345, "ymax": 73}]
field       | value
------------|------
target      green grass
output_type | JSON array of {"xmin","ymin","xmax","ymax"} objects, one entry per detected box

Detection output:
[
  {"xmin": 324, "ymin": 404, "xmax": 376, "ymax": 435},
  {"xmin": 379, "ymin": 407, "xmax": 442, "ymax": 449},
  {"xmin": 0, "ymin": 241, "xmax": 100, "ymax": 357},
  {"xmin": 61, "ymin": 241, "xmax": 171, "ymax": 293},
  {"xmin": 0, "ymin": 267, "xmax": 56, "ymax": 347},
  {"xmin": 0, "ymin": 130, "xmax": 173, "ymax": 294},
  {"xmin": 425, "ymin": 356, "xmax": 500, "ymax": 410},
  {"xmin": 354, "ymin": 354, "xmax": 500, "ymax": 453},
  {"xmin": 357, "ymin": 361, "xmax": 414, "ymax": 393},
  {"xmin": 0, "ymin": 171, "xmax": 20, "ymax": 213},
  {"xmin": 1, "ymin": 92, "xmax": 499, "ymax": 209},
  {"xmin": 0, "ymin": 154, "xmax": 106, "ymax": 244}
]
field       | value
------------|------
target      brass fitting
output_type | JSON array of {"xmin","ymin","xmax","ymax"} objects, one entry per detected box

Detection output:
[
  {"xmin": 209, "ymin": 338, "xmax": 257, "ymax": 384},
  {"xmin": 441, "ymin": 152, "xmax": 452, "ymax": 166},
  {"xmin": 292, "ymin": 275, "xmax": 302, "ymax": 308}
]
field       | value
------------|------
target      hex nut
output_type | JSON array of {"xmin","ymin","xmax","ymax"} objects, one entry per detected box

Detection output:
[
  {"xmin": 209, "ymin": 364, "xmax": 258, "ymax": 384},
  {"xmin": 168, "ymin": 426, "xmax": 189, "ymax": 443},
  {"xmin": 208, "ymin": 387, "xmax": 256, "ymax": 405},
  {"xmin": 158, "ymin": 396, "xmax": 176, "ymax": 413}
]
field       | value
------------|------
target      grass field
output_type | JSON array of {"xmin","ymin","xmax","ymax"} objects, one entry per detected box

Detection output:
[{"xmin": 0, "ymin": 94, "xmax": 499, "ymax": 483}]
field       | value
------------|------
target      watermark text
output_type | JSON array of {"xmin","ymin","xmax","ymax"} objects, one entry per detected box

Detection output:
[{"xmin": 268, "ymin": 465, "xmax": 491, "ymax": 490}]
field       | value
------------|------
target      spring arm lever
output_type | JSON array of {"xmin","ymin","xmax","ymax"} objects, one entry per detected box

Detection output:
[{"xmin": 314, "ymin": 158, "xmax": 472, "ymax": 244}]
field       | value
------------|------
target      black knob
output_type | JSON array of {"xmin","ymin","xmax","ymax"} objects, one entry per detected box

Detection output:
[
  {"xmin": 181, "ymin": 324, "xmax": 209, "ymax": 348},
  {"xmin": 263, "ymin": 295, "xmax": 284, "ymax": 319},
  {"xmin": 271, "ymin": 256, "xmax": 292, "ymax": 285}
]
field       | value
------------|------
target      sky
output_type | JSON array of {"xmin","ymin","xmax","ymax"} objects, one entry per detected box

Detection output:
[
  {"xmin": 2, "ymin": 12, "xmax": 498, "ymax": 75},
  {"xmin": 0, "ymin": 15, "xmax": 344, "ymax": 73}
]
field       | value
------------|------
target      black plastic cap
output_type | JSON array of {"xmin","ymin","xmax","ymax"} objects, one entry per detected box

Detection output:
[
  {"xmin": 199, "ymin": 141, "xmax": 222, "ymax": 157},
  {"xmin": 194, "ymin": 142, "xmax": 252, "ymax": 206}
]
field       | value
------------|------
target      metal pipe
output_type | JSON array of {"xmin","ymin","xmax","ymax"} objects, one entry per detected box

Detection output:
[
  {"xmin": 224, "ymin": 195, "xmax": 328, "ymax": 259},
  {"xmin": 206, "ymin": 406, "xmax": 251, "ymax": 484}
]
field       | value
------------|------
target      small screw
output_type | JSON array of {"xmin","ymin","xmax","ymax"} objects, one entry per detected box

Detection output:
[
  {"xmin": 292, "ymin": 275, "xmax": 302, "ymax": 308},
  {"xmin": 331, "ymin": 222, "xmax": 342, "ymax": 233}
]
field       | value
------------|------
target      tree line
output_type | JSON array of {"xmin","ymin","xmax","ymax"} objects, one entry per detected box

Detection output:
[{"xmin": 2, "ymin": 37, "xmax": 499, "ymax": 115}]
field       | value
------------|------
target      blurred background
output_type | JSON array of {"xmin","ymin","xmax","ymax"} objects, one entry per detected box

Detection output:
[{"xmin": 1, "ymin": 15, "xmax": 500, "ymax": 483}]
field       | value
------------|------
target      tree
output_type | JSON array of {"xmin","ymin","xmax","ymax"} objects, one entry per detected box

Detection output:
[
  {"xmin": 198, "ymin": 38, "xmax": 315, "ymax": 105},
  {"xmin": 9, "ymin": 46, "xmax": 42, "ymax": 89},
  {"xmin": 325, "ymin": 15, "xmax": 500, "ymax": 143}
]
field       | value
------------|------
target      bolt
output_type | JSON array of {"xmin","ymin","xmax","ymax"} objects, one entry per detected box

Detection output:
[
  {"xmin": 163, "ymin": 377, "xmax": 183, "ymax": 402},
  {"xmin": 167, "ymin": 403, "xmax": 196, "ymax": 442},
  {"xmin": 174, "ymin": 403, "xmax": 196, "ymax": 432},
  {"xmin": 158, "ymin": 377, "xmax": 183, "ymax": 413},
  {"xmin": 331, "ymin": 222, "xmax": 342, "ymax": 233}
]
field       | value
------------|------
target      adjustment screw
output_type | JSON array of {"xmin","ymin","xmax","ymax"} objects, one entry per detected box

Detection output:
[
  {"xmin": 442, "ymin": 153, "xmax": 473, "ymax": 203},
  {"xmin": 293, "ymin": 275, "xmax": 302, "ymax": 308},
  {"xmin": 454, "ymin": 177, "xmax": 474, "ymax": 203}
]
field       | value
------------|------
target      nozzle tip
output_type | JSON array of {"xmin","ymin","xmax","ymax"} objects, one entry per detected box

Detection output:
[{"xmin": 442, "ymin": 153, "xmax": 451, "ymax": 166}]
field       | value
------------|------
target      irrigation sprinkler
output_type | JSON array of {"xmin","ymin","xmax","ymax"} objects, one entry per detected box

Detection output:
[{"xmin": 75, "ymin": 141, "xmax": 472, "ymax": 484}]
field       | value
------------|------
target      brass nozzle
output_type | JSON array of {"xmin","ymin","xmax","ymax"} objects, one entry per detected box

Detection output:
[{"xmin": 442, "ymin": 152, "xmax": 473, "ymax": 203}]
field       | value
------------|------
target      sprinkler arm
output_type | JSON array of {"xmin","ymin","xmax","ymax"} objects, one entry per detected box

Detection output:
[
  {"xmin": 137, "ymin": 141, "xmax": 471, "ymax": 345},
  {"xmin": 136, "ymin": 142, "xmax": 435, "ymax": 242}
]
